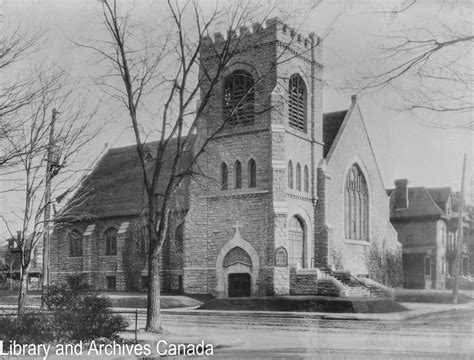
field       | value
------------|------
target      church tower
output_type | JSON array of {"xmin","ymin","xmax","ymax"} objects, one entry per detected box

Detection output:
[{"xmin": 184, "ymin": 18, "xmax": 323, "ymax": 297}]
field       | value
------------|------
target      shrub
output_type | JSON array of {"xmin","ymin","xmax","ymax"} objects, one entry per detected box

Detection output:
[
  {"xmin": 45, "ymin": 285, "xmax": 128, "ymax": 342},
  {"xmin": 0, "ymin": 312, "xmax": 55, "ymax": 344},
  {"xmin": 365, "ymin": 242, "xmax": 403, "ymax": 288}
]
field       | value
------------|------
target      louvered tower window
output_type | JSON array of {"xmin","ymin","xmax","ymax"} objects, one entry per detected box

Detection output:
[
  {"xmin": 223, "ymin": 70, "xmax": 255, "ymax": 126},
  {"xmin": 288, "ymin": 74, "xmax": 306, "ymax": 131}
]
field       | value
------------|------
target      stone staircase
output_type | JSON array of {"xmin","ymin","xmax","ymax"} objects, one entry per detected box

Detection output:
[{"xmin": 289, "ymin": 265, "xmax": 392, "ymax": 299}]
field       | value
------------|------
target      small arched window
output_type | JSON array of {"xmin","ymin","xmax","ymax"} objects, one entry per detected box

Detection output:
[
  {"xmin": 234, "ymin": 160, "xmax": 242, "ymax": 189},
  {"xmin": 304, "ymin": 165, "xmax": 309, "ymax": 193},
  {"xmin": 296, "ymin": 163, "xmax": 301, "ymax": 191},
  {"xmin": 69, "ymin": 230, "xmax": 83, "ymax": 257},
  {"xmin": 345, "ymin": 164, "xmax": 369, "ymax": 240},
  {"xmin": 288, "ymin": 160, "xmax": 293, "ymax": 189},
  {"xmin": 223, "ymin": 70, "xmax": 255, "ymax": 126},
  {"xmin": 221, "ymin": 162, "xmax": 228, "ymax": 190},
  {"xmin": 105, "ymin": 227, "xmax": 118, "ymax": 255},
  {"xmin": 288, "ymin": 74, "xmax": 306, "ymax": 131},
  {"xmin": 248, "ymin": 158, "xmax": 256, "ymax": 188}
]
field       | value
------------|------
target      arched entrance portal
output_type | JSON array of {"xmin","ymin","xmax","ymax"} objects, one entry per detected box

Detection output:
[
  {"xmin": 224, "ymin": 246, "xmax": 252, "ymax": 298},
  {"xmin": 215, "ymin": 223, "xmax": 260, "ymax": 298},
  {"xmin": 289, "ymin": 216, "xmax": 305, "ymax": 267}
]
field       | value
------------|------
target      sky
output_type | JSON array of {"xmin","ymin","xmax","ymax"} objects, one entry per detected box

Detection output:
[{"xmin": 0, "ymin": 0, "xmax": 472, "ymax": 238}]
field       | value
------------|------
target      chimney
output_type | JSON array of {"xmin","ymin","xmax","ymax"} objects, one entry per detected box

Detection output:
[
  {"xmin": 351, "ymin": 94, "xmax": 357, "ymax": 104},
  {"xmin": 393, "ymin": 179, "xmax": 409, "ymax": 210}
]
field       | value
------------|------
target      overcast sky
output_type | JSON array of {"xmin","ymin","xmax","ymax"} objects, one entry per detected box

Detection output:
[{"xmin": 0, "ymin": 0, "xmax": 472, "ymax": 237}]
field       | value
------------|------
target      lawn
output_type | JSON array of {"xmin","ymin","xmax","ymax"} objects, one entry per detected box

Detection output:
[
  {"xmin": 0, "ymin": 291, "xmax": 202, "ymax": 309},
  {"xmin": 394, "ymin": 289, "xmax": 474, "ymax": 304},
  {"xmin": 199, "ymin": 296, "xmax": 408, "ymax": 313}
]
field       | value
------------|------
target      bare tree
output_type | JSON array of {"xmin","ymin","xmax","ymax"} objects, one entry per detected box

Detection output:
[
  {"xmin": 362, "ymin": 1, "xmax": 473, "ymax": 128},
  {"xmin": 90, "ymin": 0, "xmax": 320, "ymax": 332},
  {"xmin": 0, "ymin": 29, "xmax": 46, "ymax": 166},
  {"xmin": 0, "ymin": 71, "xmax": 97, "ymax": 314}
]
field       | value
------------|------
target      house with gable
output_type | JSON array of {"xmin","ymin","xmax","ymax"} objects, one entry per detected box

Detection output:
[{"xmin": 388, "ymin": 181, "xmax": 472, "ymax": 289}]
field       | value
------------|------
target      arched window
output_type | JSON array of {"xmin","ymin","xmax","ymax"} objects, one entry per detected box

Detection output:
[
  {"xmin": 234, "ymin": 160, "xmax": 242, "ymax": 189},
  {"xmin": 248, "ymin": 158, "xmax": 256, "ymax": 188},
  {"xmin": 288, "ymin": 160, "xmax": 293, "ymax": 189},
  {"xmin": 304, "ymin": 165, "xmax": 309, "ymax": 193},
  {"xmin": 105, "ymin": 227, "xmax": 118, "ymax": 255},
  {"xmin": 175, "ymin": 223, "xmax": 184, "ymax": 255},
  {"xmin": 288, "ymin": 74, "xmax": 306, "ymax": 131},
  {"xmin": 223, "ymin": 70, "xmax": 255, "ymax": 126},
  {"xmin": 220, "ymin": 162, "xmax": 228, "ymax": 190},
  {"xmin": 296, "ymin": 163, "xmax": 301, "ymax": 191},
  {"xmin": 69, "ymin": 230, "xmax": 82, "ymax": 257},
  {"xmin": 345, "ymin": 164, "xmax": 369, "ymax": 240},
  {"xmin": 289, "ymin": 216, "xmax": 305, "ymax": 267}
]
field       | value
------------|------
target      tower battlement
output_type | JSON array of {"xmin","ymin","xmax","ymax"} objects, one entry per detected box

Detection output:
[{"xmin": 201, "ymin": 18, "xmax": 318, "ymax": 57}]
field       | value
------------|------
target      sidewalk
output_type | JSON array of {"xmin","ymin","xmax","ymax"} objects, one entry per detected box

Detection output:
[{"xmin": 113, "ymin": 300, "xmax": 474, "ymax": 321}]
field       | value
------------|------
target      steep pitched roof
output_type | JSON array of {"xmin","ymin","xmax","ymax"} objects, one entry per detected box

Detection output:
[
  {"xmin": 60, "ymin": 138, "xmax": 193, "ymax": 220},
  {"xmin": 388, "ymin": 187, "xmax": 445, "ymax": 219},
  {"xmin": 427, "ymin": 187, "xmax": 451, "ymax": 212},
  {"xmin": 323, "ymin": 110, "xmax": 348, "ymax": 158}
]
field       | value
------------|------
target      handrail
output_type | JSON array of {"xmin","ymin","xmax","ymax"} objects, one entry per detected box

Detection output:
[{"xmin": 311, "ymin": 257, "xmax": 377, "ymax": 297}]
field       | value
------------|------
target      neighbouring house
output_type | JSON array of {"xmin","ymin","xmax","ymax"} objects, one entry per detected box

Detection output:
[
  {"xmin": 388, "ymin": 180, "xmax": 472, "ymax": 289},
  {"xmin": 50, "ymin": 18, "xmax": 400, "ymax": 298},
  {"xmin": 0, "ymin": 232, "xmax": 42, "ymax": 290}
]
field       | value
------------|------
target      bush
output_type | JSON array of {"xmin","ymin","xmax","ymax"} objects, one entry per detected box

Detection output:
[
  {"xmin": 365, "ymin": 242, "xmax": 403, "ymax": 288},
  {"xmin": 0, "ymin": 313, "xmax": 55, "ymax": 344},
  {"xmin": 0, "ymin": 286, "xmax": 128, "ymax": 344},
  {"xmin": 45, "ymin": 285, "xmax": 129, "ymax": 341}
]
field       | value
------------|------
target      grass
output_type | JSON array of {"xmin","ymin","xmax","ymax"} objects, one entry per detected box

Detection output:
[
  {"xmin": 0, "ymin": 291, "xmax": 202, "ymax": 309},
  {"xmin": 394, "ymin": 289, "xmax": 474, "ymax": 304},
  {"xmin": 199, "ymin": 296, "xmax": 408, "ymax": 314}
]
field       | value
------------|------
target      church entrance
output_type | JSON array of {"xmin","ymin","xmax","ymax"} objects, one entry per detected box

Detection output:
[{"xmin": 228, "ymin": 273, "xmax": 251, "ymax": 297}]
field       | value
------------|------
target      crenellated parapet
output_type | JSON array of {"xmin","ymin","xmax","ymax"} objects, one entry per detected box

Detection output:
[{"xmin": 200, "ymin": 17, "xmax": 322, "ymax": 67}]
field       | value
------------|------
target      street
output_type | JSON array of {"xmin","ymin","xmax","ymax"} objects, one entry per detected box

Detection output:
[{"xmin": 126, "ymin": 308, "xmax": 474, "ymax": 359}]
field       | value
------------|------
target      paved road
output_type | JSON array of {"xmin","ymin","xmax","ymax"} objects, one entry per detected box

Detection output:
[{"xmin": 125, "ymin": 309, "xmax": 474, "ymax": 359}]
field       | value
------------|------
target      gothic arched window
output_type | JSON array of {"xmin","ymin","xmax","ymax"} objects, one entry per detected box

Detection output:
[
  {"xmin": 296, "ymin": 163, "xmax": 301, "ymax": 191},
  {"xmin": 248, "ymin": 158, "xmax": 256, "ymax": 188},
  {"xmin": 105, "ymin": 227, "xmax": 118, "ymax": 255},
  {"xmin": 289, "ymin": 216, "xmax": 305, "ymax": 267},
  {"xmin": 223, "ymin": 70, "xmax": 255, "ymax": 126},
  {"xmin": 288, "ymin": 160, "xmax": 293, "ymax": 189},
  {"xmin": 304, "ymin": 165, "xmax": 309, "ymax": 193},
  {"xmin": 234, "ymin": 160, "xmax": 242, "ymax": 189},
  {"xmin": 288, "ymin": 74, "xmax": 306, "ymax": 131},
  {"xmin": 345, "ymin": 164, "xmax": 369, "ymax": 240},
  {"xmin": 220, "ymin": 162, "xmax": 228, "ymax": 190},
  {"xmin": 69, "ymin": 230, "xmax": 83, "ymax": 257}
]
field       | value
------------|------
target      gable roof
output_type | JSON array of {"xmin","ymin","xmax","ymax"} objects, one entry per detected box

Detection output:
[
  {"xmin": 427, "ymin": 187, "xmax": 451, "ymax": 212},
  {"xmin": 323, "ymin": 110, "xmax": 347, "ymax": 158},
  {"xmin": 60, "ymin": 138, "xmax": 193, "ymax": 220},
  {"xmin": 388, "ymin": 186, "xmax": 446, "ymax": 219}
]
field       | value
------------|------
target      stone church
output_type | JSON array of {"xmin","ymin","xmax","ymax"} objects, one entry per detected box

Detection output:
[{"xmin": 50, "ymin": 19, "xmax": 400, "ymax": 298}]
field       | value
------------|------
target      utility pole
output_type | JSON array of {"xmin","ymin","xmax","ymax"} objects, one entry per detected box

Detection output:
[
  {"xmin": 41, "ymin": 108, "xmax": 58, "ymax": 308},
  {"xmin": 453, "ymin": 153, "xmax": 467, "ymax": 304}
]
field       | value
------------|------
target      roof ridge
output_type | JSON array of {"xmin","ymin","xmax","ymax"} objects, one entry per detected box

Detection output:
[{"xmin": 422, "ymin": 187, "xmax": 445, "ymax": 215}]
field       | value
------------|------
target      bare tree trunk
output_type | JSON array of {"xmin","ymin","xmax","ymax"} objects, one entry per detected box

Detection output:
[
  {"xmin": 18, "ymin": 267, "xmax": 28, "ymax": 315},
  {"xmin": 145, "ymin": 244, "xmax": 161, "ymax": 332}
]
